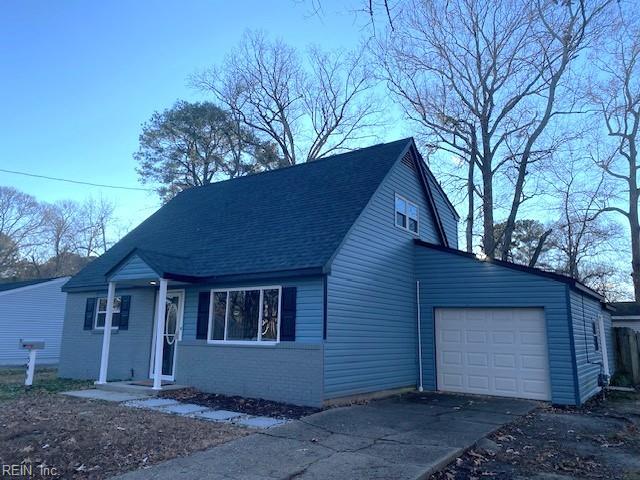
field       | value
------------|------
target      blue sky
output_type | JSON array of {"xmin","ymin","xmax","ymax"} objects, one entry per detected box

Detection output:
[{"xmin": 0, "ymin": 0, "xmax": 387, "ymax": 229}]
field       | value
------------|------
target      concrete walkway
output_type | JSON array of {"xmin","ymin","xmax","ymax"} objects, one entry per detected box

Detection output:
[
  {"xmin": 113, "ymin": 393, "xmax": 537, "ymax": 480},
  {"xmin": 61, "ymin": 389, "xmax": 287, "ymax": 429}
]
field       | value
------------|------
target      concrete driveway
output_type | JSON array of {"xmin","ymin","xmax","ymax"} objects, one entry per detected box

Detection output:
[{"xmin": 114, "ymin": 393, "xmax": 537, "ymax": 480}]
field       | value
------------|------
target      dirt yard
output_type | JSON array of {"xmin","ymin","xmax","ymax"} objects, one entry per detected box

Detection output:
[
  {"xmin": 432, "ymin": 390, "xmax": 640, "ymax": 480},
  {"xmin": 161, "ymin": 387, "xmax": 320, "ymax": 419},
  {"xmin": 0, "ymin": 368, "xmax": 250, "ymax": 479}
]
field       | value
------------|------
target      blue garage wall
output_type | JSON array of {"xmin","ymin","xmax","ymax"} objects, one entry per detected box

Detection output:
[
  {"xmin": 414, "ymin": 245, "xmax": 578, "ymax": 405},
  {"xmin": 324, "ymin": 153, "xmax": 450, "ymax": 399},
  {"xmin": 180, "ymin": 276, "xmax": 324, "ymax": 344},
  {"xmin": 569, "ymin": 291, "xmax": 615, "ymax": 403}
]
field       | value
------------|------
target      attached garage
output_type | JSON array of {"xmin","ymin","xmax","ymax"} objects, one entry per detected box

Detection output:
[
  {"xmin": 435, "ymin": 308, "xmax": 551, "ymax": 400},
  {"xmin": 415, "ymin": 240, "xmax": 615, "ymax": 406}
]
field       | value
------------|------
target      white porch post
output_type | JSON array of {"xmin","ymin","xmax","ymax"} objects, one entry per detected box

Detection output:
[
  {"xmin": 97, "ymin": 281, "xmax": 116, "ymax": 384},
  {"xmin": 152, "ymin": 278, "xmax": 168, "ymax": 390}
]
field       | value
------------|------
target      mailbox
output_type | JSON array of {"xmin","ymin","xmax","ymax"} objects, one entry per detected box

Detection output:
[
  {"xmin": 19, "ymin": 339, "xmax": 45, "ymax": 350},
  {"xmin": 19, "ymin": 339, "xmax": 45, "ymax": 386}
]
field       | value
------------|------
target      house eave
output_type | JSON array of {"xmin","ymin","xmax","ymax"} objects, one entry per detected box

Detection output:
[
  {"xmin": 62, "ymin": 266, "xmax": 325, "ymax": 292},
  {"xmin": 415, "ymin": 239, "xmax": 605, "ymax": 303}
]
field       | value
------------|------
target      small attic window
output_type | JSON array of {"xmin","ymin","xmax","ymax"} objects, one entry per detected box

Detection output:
[{"xmin": 395, "ymin": 194, "xmax": 419, "ymax": 234}]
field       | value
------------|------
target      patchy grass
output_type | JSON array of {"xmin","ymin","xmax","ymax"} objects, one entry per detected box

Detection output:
[
  {"xmin": 0, "ymin": 367, "xmax": 93, "ymax": 401},
  {"xmin": 0, "ymin": 368, "xmax": 250, "ymax": 478}
]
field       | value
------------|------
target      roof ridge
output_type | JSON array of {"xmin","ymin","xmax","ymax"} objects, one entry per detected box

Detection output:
[{"xmin": 177, "ymin": 137, "xmax": 415, "ymax": 196}]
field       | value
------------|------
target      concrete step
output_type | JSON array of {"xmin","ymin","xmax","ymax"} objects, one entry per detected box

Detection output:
[
  {"xmin": 95, "ymin": 380, "xmax": 188, "ymax": 396},
  {"xmin": 95, "ymin": 381, "xmax": 159, "ymax": 396}
]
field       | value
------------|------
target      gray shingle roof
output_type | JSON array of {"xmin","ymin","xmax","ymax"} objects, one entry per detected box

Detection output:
[
  {"xmin": 64, "ymin": 138, "xmax": 414, "ymax": 290},
  {"xmin": 0, "ymin": 277, "xmax": 60, "ymax": 292},
  {"xmin": 610, "ymin": 302, "xmax": 640, "ymax": 317}
]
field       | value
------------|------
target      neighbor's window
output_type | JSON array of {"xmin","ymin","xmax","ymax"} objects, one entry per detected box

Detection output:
[
  {"xmin": 95, "ymin": 296, "xmax": 121, "ymax": 329},
  {"xmin": 395, "ymin": 194, "xmax": 419, "ymax": 234},
  {"xmin": 209, "ymin": 287, "xmax": 281, "ymax": 343},
  {"xmin": 592, "ymin": 320, "xmax": 600, "ymax": 352}
]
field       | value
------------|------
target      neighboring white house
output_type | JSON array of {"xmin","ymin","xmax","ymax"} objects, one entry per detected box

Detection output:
[
  {"xmin": 0, "ymin": 277, "xmax": 69, "ymax": 366},
  {"xmin": 610, "ymin": 302, "xmax": 640, "ymax": 332}
]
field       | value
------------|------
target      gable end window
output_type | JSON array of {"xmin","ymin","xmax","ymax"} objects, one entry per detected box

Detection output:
[
  {"xmin": 95, "ymin": 296, "xmax": 122, "ymax": 329},
  {"xmin": 395, "ymin": 194, "xmax": 419, "ymax": 234},
  {"xmin": 208, "ymin": 286, "xmax": 281, "ymax": 344}
]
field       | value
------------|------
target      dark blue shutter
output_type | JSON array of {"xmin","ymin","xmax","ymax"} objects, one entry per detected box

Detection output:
[
  {"xmin": 196, "ymin": 291, "xmax": 210, "ymax": 339},
  {"xmin": 280, "ymin": 287, "xmax": 296, "ymax": 341},
  {"xmin": 118, "ymin": 295, "xmax": 131, "ymax": 330},
  {"xmin": 84, "ymin": 298, "xmax": 96, "ymax": 330}
]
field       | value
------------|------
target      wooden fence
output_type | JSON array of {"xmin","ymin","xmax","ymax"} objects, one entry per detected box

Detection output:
[{"xmin": 614, "ymin": 327, "xmax": 640, "ymax": 385}]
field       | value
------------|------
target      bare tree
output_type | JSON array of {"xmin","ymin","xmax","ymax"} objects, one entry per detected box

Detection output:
[
  {"xmin": 591, "ymin": 8, "xmax": 640, "ymax": 299},
  {"xmin": 73, "ymin": 197, "xmax": 116, "ymax": 258},
  {"xmin": 376, "ymin": 0, "xmax": 613, "ymax": 257},
  {"xmin": 546, "ymin": 154, "xmax": 622, "ymax": 290},
  {"xmin": 194, "ymin": 31, "xmax": 379, "ymax": 165},
  {"xmin": 0, "ymin": 186, "xmax": 44, "ymax": 276}
]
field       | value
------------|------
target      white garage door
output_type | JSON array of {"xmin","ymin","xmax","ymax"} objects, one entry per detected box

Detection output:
[{"xmin": 435, "ymin": 308, "xmax": 551, "ymax": 401}]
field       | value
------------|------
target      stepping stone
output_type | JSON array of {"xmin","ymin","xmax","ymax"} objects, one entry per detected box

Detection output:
[
  {"xmin": 193, "ymin": 409, "xmax": 243, "ymax": 421},
  {"xmin": 160, "ymin": 403, "xmax": 210, "ymax": 415},
  {"xmin": 235, "ymin": 415, "xmax": 288, "ymax": 429},
  {"xmin": 125, "ymin": 398, "xmax": 180, "ymax": 409}
]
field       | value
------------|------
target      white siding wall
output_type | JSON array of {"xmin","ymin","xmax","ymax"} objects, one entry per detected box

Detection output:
[{"xmin": 0, "ymin": 278, "xmax": 69, "ymax": 365}]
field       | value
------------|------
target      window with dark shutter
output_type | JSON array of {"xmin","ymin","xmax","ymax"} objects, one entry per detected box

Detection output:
[
  {"xmin": 118, "ymin": 295, "xmax": 131, "ymax": 330},
  {"xmin": 196, "ymin": 291, "xmax": 210, "ymax": 339},
  {"xmin": 84, "ymin": 297, "xmax": 97, "ymax": 330},
  {"xmin": 280, "ymin": 287, "xmax": 297, "ymax": 341}
]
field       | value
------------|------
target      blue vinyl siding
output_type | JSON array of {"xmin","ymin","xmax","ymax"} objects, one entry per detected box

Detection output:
[
  {"xmin": 425, "ymin": 173, "xmax": 459, "ymax": 248},
  {"xmin": 109, "ymin": 255, "xmax": 157, "ymax": 282},
  {"xmin": 569, "ymin": 291, "xmax": 615, "ymax": 403},
  {"xmin": 0, "ymin": 277, "xmax": 68, "ymax": 365},
  {"xmin": 324, "ymin": 156, "xmax": 449, "ymax": 399},
  {"xmin": 181, "ymin": 276, "xmax": 324, "ymax": 343},
  {"xmin": 414, "ymin": 246, "xmax": 578, "ymax": 405}
]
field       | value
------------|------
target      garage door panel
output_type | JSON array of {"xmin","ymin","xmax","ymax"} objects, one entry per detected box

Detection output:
[
  {"xmin": 442, "ymin": 351, "xmax": 463, "ymax": 366},
  {"xmin": 467, "ymin": 352, "xmax": 489, "ymax": 367},
  {"xmin": 435, "ymin": 308, "xmax": 551, "ymax": 401},
  {"xmin": 492, "ymin": 331, "xmax": 516, "ymax": 344},
  {"xmin": 520, "ymin": 331, "xmax": 546, "ymax": 345},
  {"xmin": 441, "ymin": 373, "xmax": 464, "ymax": 388},
  {"xmin": 521, "ymin": 354, "xmax": 547, "ymax": 370},
  {"xmin": 468, "ymin": 375, "xmax": 490, "ymax": 390},
  {"xmin": 494, "ymin": 377, "xmax": 518, "ymax": 394},
  {"xmin": 493, "ymin": 353, "xmax": 516, "ymax": 368}
]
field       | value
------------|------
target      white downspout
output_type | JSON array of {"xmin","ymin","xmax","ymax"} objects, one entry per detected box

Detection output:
[{"xmin": 416, "ymin": 280, "xmax": 424, "ymax": 392}]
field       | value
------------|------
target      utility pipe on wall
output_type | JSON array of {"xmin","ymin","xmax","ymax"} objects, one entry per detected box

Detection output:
[{"xmin": 416, "ymin": 280, "xmax": 424, "ymax": 392}]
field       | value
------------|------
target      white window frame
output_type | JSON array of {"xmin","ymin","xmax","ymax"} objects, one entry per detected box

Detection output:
[
  {"xmin": 207, "ymin": 285, "xmax": 282, "ymax": 346},
  {"xmin": 592, "ymin": 319, "xmax": 601, "ymax": 352},
  {"xmin": 94, "ymin": 296, "xmax": 121, "ymax": 330},
  {"xmin": 394, "ymin": 193, "xmax": 419, "ymax": 235}
]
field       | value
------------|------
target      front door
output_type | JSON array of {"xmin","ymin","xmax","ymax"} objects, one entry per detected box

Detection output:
[{"xmin": 150, "ymin": 290, "xmax": 184, "ymax": 381}]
